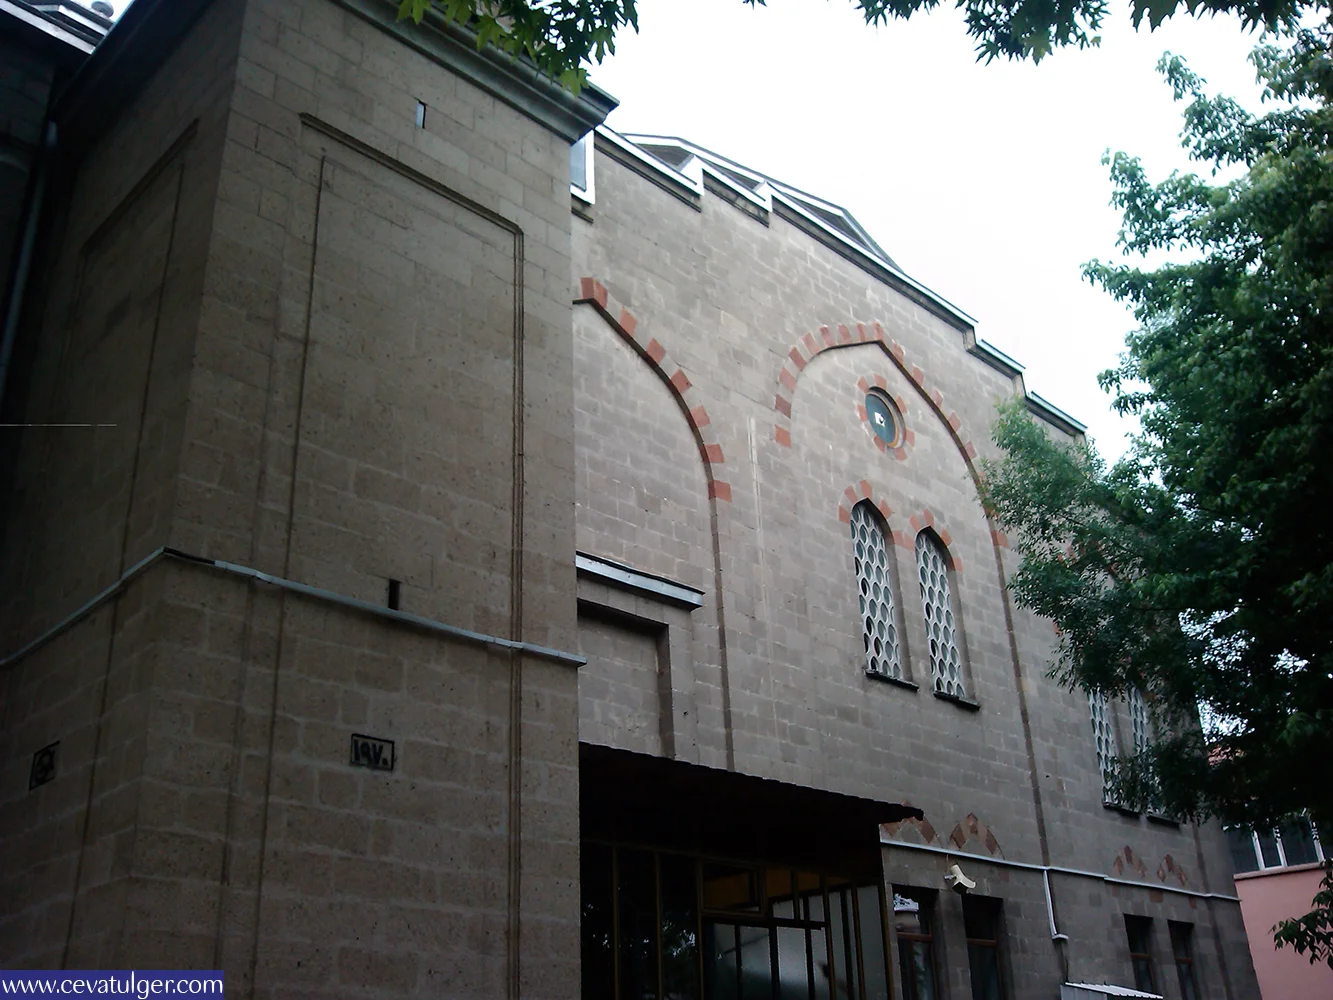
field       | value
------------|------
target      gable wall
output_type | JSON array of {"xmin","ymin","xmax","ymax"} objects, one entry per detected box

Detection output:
[{"xmin": 571, "ymin": 142, "xmax": 1258, "ymax": 998}]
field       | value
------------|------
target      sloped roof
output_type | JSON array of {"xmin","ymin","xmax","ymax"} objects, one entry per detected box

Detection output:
[
  {"xmin": 0, "ymin": 0, "xmax": 111, "ymax": 57},
  {"xmin": 588, "ymin": 130, "xmax": 1087, "ymax": 437},
  {"xmin": 624, "ymin": 133, "xmax": 899, "ymax": 270}
]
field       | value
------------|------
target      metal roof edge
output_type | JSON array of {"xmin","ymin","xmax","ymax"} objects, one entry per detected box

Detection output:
[
  {"xmin": 0, "ymin": 0, "xmax": 97, "ymax": 58},
  {"xmin": 594, "ymin": 126, "xmax": 702, "ymax": 209},
  {"xmin": 699, "ymin": 162, "xmax": 771, "ymax": 213},
  {"xmin": 1026, "ymin": 391, "xmax": 1087, "ymax": 436},
  {"xmin": 970, "ymin": 338, "xmax": 1026, "ymax": 378},
  {"xmin": 770, "ymin": 190, "xmax": 977, "ymax": 332},
  {"xmin": 622, "ymin": 133, "xmax": 894, "ymax": 263}
]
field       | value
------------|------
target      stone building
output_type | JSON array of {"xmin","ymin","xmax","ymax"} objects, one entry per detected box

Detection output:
[{"xmin": 0, "ymin": 0, "xmax": 1261, "ymax": 998}]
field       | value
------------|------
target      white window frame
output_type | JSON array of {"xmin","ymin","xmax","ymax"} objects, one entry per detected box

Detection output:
[
  {"xmin": 1235, "ymin": 815, "xmax": 1326, "ymax": 871},
  {"xmin": 850, "ymin": 501, "xmax": 904, "ymax": 681},
  {"xmin": 570, "ymin": 131, "xmax": 595, "ymax": 204},
  {"xmin": 914, "ymin": 531, "xmax": 965, "ymax": 698},
  {"xmin": 1087, "ymin": 689, "xmax": 1120, "ymax": 805}
]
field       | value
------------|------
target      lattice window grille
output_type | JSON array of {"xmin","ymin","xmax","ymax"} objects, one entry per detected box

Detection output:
[
  {"xmin": 1088, "ymin": 690, "xmax": 1119, "ymax": 803},
  {"xmin": 1127, "ymin": 687, "xmax": 1161, "ymax": 811},
  {"xmin": 850, "ymin": 503, "xmax": 902, "ymax": 679},
  {"xmin": 915, "ymin": 533, "xmax": 964, "ymax": 697},
  {"xmin": 1128, "ymin": 688, "xmax": 1151, "ymax": 756}
]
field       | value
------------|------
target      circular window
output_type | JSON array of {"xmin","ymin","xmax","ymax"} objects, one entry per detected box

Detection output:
[{"xmin": 864, "ymin": 390, "xmax": 901, "ymax": 448}]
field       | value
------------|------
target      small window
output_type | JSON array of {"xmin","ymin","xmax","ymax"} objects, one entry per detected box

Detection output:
[
  {"xmin": 864, "ymin": 390, "xmax": 902, "ymax": 447},
  {"xmin": 1225, "ymin": 827, "xmax": 1259, "ymax": 874},
  {"xmin": 571, "ymin": 132, "xmax": 594, "ymax": 202},
  {"xmin": 963, "ymin": 896, "xmax": 1006, "ymax": 1000},
  {"xmin": 1256, "ymin": 828, "xmax": 1283, "ymax": 867},
  {"xmin": 1169, "ymin": 921, "xmax": 1200, "ymax": 1000},
  {"xmin": 851, "ymin": 501, "xmax": 903, "ymax": 680},
  {"xmin": 1125, "ymin": 915, "xmax": 1155, "ymax": 994},
  {"xmin": 1227, "ymin": 816, "xmax": 1326, "ymax": 873},
  {"xmin": 1278, "ymin": 816, "xmax": 1320, "ymax": 866},
  {"xmin": 893, "ymin": 889, "xmax": 938, "ymax": 1000},
  {"xmin": 914, "ymin": 532, "xmax": 964, "ymax": 697},
  {"xmin": 1087, "ymin": 690, "xmax": 1119, "ymax": 804}
]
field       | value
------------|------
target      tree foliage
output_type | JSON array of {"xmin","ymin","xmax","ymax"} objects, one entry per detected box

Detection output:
[
  {"xmin": 980, "ymin": 25, "xmax": 1333, "ymax": 964},
  {"xmin": 396, "ymin": 0, "xmax": 1317, "ymax": 89}
]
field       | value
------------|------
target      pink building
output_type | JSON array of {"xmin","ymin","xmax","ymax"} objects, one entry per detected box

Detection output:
[{"xmin": 1228, "ymin": 818, "xmax": 1333, "ymax": 999}]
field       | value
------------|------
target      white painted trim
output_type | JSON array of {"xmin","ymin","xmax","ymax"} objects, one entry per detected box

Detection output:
[
  {"xmin": 595, "ymin": 126, "xmax": 702, "ymax": 195},
  {"xmin": 576, "ymin": 552, "xmax": 704, "ymax": 609},
  {"xmin": 570, "ymin": 130, "xmax": 595, "ymax": 204}
]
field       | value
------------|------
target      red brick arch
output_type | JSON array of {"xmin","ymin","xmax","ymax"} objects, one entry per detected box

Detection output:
[
  {"xmin": 1157, "ymin": 854, "xmax": 1190, "ymax": 888},
  {"xmin": 836, "ymin": 479, "xmax": 893, "ymax": 526},
  {"xmin": 948, "ymin": 813, "xmax": 1005, "ymax": 858},
  {"xmin": 882, "ymin": 806, "xmax": 940, "ymax": 846},
  {"xmin": 1112, "ymin": 845, "xmax": 1150, "ymax": 880},
  {"xmin": 837, "ymin": 493, "xmax": 965, "ymax": 574},
  {"xmin": 908, "ymin": 509, "xmax": 963, "ymax": 573},
  {"xmin": 772, "ymin": 322, "xmax": 979, "ymax": 470},
  {"xmin": 575, "ymin": 278, "xmax": 731, "ymax": 502}
]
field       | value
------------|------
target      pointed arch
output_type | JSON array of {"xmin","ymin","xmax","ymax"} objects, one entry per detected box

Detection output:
[
  {"xmin": 1112, "ymin": 846, "xmax": 1150, "ymax": 880},
  {"xmin": 913, "ymin": 520, "xmax": 970, "ymax": 699},
  {"xmin": 575, "ymin": 277, "xmax": 731, "ymax": 502},
  {"xmin": 882, "ymin": 807, "xmax": 940, "ymax": 847},
  {"xmin": 772, "ymin": 322, "xmax": 979, "ymax": 472},
  {"xmin": 848, "ymin": 497, "xmax": 906, "ymax": 681},
  {"xmin": 836, "ymin": 478, "xmax": 893, "ymax": 526},
  {"xmin": 906, "ymin": 509, "xmax": 961, "ymax": 571},
  {"xmin": 1157, "ymin": 854, "xmax": 1190, "ymax": 888},
  {"xmin": 947, "ymin": 813, "xmax": 1005, "ymax": 858}
]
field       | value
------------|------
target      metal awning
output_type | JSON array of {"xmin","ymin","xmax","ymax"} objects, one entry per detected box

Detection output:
[{"xmin": 580, "ymin": 743, "xmax": 921, "ymax": 875}]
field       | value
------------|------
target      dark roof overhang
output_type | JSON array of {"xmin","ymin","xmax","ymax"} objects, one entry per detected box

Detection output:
[{"xmin": 580, "ymin": 742, "xmax": 922, "ymax": 876}]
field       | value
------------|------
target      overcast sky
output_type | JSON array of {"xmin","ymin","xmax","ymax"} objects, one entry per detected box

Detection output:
[
  {"xmin": 586, "ymin": 0, "xmax": 1270, "ymax": 458},
  {"xmin": 109, "ymin": 0, "xmax": 1269, "ymax": 455}
]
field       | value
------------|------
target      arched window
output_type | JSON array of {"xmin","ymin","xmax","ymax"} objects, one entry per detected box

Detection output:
[
  {"xmin": 914, "ymin": 532, "xmax": 964, "ymax": 697},
  {"xmin": 1128, "ymin": 687, "xmax": 1151, "ymax": 757},
  {"xmin": 850, "ymin": 501, "xmax": 902, "ymax": 680},
  {"xmin": 1087, "ymin": 690, "xmax": 1119, "ymax": 803},
  {"xmin": 1127, "ymin": 686, "xmax": 1161, "ymax": 811}
]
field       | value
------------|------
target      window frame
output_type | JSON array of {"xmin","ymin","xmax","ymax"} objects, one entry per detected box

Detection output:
[
  {"xmin": 1125, "ymin": 687, "xmax": 1167, "ymax": 815},
  {"xmin": 1168, "ymin": 921, "xmax": 1200, "ymax": 1000},
  {"xmin": 849, "ymin": 500, "xmax": 909, "ymax": 684},
  {"xmin": 1227, "ymin": 815, "xmax": 1327, "ymax": 874},
  {"xmin": 1124, "ymin": 915, "xmax": 1156, "ymax": 995},
  {"xmin": 582, "ymin": 839, "xmax": 894, "ymax": 1000},
  {"xmin": 1086, "ymin": 689, "xmax": 1121, "ymax": 806},
  {"xmin": 571, "ymin": 131, "xmax": 596, "ymax": 203},
  {"xmin": 863, "ymin": 389, "xmax": 903, "ymax": 449},
  {"xmin": 912, "ymin": 529, "xmax": 969, "ymax": 701},
  {"xmin": 891, "ymin": 887, "xmax": 938, "ymax": 1000},
  {"xmin": 962, "ymin": 895, "xmax": 1007, "ymax": 1000}
]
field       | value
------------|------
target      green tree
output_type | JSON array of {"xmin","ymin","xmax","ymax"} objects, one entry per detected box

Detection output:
[
  {"xmin": 395, "ymin": 0, "xmax": 1318, "ymax": 89},
  {"xmin": 980, "ymin": 25, "xmax": 1333, "ymax": 964}
]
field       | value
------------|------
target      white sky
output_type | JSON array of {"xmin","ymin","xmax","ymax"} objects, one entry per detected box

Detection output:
[
  {"xmin": 587, "ymin": 0, "xmax": 1271, "ymax": 458},
  {"xmin": 109, "ymin": 0, "xmax": 1269, "ymax": 455}
]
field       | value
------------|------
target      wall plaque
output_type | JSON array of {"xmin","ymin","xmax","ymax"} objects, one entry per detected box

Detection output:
[
  {"xmin": 30, "ymin": 742, "xmax": 58, "ymax": 790},
  {"xmin": 350, "ymin": 734, "xmax": 395, "ymax": 772}
]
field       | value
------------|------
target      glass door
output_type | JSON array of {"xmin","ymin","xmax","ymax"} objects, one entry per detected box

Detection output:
[{"xmin": 582, "ymin": 842, "xmax": 891, "ymax": 1000}]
